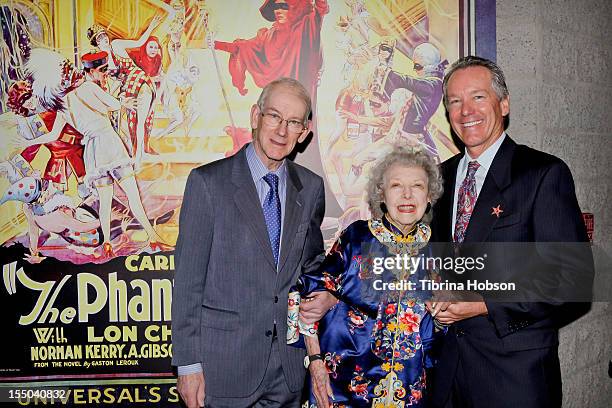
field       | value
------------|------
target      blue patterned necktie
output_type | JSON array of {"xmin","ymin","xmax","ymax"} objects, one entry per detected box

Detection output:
[
  {"xmin": 454, "ymin": 160, "xmax": 480, "ymax": 243},
  {"xmin": 263, "ymin": 173, "xmax": 281, "ymax": 265}
]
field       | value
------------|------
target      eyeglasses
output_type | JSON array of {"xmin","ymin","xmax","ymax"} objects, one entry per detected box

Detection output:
[
  {"xmin": 260, "ymin": 112, "xmax": 305, "ymax": 133},
  {"xmin": 413, "ymin": 62, "xmax": 424, "ymax": 71},
  {"xmin": 99, "ymin": 65, "xmax": 108, "ymax": 73},
  {"xmin": 274, "ymin": 3, "xmax": 290, "ymax": 10}
]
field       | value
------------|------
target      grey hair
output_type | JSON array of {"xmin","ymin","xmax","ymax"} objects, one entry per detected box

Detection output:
[
  {"xmin": 442, "ymin": 56, "xmax": 509, "ymax": 107},
  {"xmin": 366, "ymin": 146, "xmax": 443, "ymax": 223},
  {"xmin": 256, "ymin": 77, "xmax": 312, "ymax": 123}
]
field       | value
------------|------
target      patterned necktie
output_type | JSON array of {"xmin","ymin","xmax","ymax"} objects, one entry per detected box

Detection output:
[
  {"xmin": 454, "ymin": 160, "xmax": 480, "ymax": 242},
  {"xmin": 263, "ymin": 173, "xmax": 281, "ymax": 265}
]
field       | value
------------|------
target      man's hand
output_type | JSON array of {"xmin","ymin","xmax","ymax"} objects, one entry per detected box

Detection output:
[
  {"xmin": 431, "ymin": 301, "xmax": 488, "ymax": 325},
  {"xmin": 300, "ymin": 291, "xmax": 337, "ymax": 325},
  {"xmin": 309, "ymin": 360, "xmax": 333, "ymax": 408},
  {"xmin": 177, "ymin": 372, "xmax": 205, "ymax": 408}
]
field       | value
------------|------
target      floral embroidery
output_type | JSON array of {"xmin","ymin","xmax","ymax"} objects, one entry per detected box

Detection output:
[
  {"xmin": 398, "ymin": 308, "xmax": 420, "ymax": 334},
  {"xmin": 347, "ymin": 308, "xmax": 367, "ymax": 334},
  {"xmin": 322, "ymin": 271, "xmax": 342, "ymax": 292},
  {"xmin": 372, "ymin": 300, "xmax": 426, "ymax": 362},
  {"xmin": 407, "ymin": 375, "xmax": 426, "ymax": 405},
  {"xmin": 324, "ymin": 352, "xmax": 343, "ymax": 379},
  {"xmin": 354, "ymin": 254, "xmax": 372, "ymax": 280},
  {"xmin": 349, "ymin": 366, "xmax": 371, "ymax": 402},
  {"xmin": 286, "ymin": 291, "xmax": 316, "ymax": 344}
]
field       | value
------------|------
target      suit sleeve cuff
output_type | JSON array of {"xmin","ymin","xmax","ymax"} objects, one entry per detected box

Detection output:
[{"xmin": 177, "ymin": 363, "xmax": 202, "ymax": 376}]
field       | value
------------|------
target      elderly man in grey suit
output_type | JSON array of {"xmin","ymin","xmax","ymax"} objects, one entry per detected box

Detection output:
[{"xmin": 172, "ymin": 77, "xmax": 328, "ymax": 407}]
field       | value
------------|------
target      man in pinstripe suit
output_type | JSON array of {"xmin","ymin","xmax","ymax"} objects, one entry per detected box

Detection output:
[
  {"xmin": 427, "ymin": 56, "xmax": 593, "ymax": 408},
  {"xmin": 172, "ymin": 78, "xmax": 327, "ymax": 407}
]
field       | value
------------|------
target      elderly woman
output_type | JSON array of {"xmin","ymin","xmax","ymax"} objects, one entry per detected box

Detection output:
[{"xmin": 288, "ymin": 146, "xmax": 444, "ymax": 407}]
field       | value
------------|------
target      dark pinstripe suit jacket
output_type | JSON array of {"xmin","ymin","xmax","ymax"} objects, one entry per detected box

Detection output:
[
  {"xmin": 429, "ymin": 136, "xmax": 593, "ymax": 407},
  {"xmin": 171, "ymin": 146, "xmax": 325, "ymax": 397}
]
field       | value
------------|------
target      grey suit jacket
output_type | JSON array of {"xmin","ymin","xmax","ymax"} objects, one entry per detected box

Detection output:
[{"xmin": 171, "ymin": 146, "xmax": 325, "ymax": 397}]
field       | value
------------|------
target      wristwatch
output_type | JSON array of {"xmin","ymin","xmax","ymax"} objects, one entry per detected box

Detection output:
[{"xmin": 303, "ymin": 353, "xmax": 323, "ymax": 369}]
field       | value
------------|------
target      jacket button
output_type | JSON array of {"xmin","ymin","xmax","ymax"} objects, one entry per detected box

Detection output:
[
  {"xmin": 456, "ymin": 329, "xmax": 465, "ymax": 337},
  {"xmin": 274, "ymin": 296, "xmax": 279, "ymax": 303},
  {"xmin": 265, "ymin": 330, "xmax": 273, "ymax": 337}
]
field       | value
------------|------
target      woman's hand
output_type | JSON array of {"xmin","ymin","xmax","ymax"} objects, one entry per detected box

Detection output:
[
  {"xmin": 425, "ymin": 300, "xmax": 452, "ymax": 318},
  {"xmin": 426, "ymin": 289, "xmax": 459, "ymax": 317},
  {"xmin": 309, "ymin": 360, "xmax": 333, "ymax": 408}
]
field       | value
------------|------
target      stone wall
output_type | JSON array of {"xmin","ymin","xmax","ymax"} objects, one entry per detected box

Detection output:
[{"xmin": 496, "ymin": 1, "xmax": 612, "ymax": 406}]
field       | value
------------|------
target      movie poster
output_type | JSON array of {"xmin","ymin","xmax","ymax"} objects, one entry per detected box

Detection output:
[{"xmin": 0, "ymin": 0, "xmax": 488, "ymax": 405}]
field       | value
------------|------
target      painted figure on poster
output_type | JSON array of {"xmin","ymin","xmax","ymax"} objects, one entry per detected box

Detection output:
[
  {"xmin": 6, "ymin": 80, "xmax": 88, "ymax": 197},
  {"xmin": 155, "ymin": 63, "xmax": 201, "ymax": 138},
  {"xmin": 167, "ymin": 0, "xmax": 187, "ymax": 50},
  {"xmin": 324, "ymin": 36, "xmax": 458, "ymax": 234},
  {"xmin": 128, "ymin": 36, "xmax": 164, "ymax": 88},
  {"xmin": 20, "ymin": 49, "xmax": 167, "ymax": 257},
  {"xmin": 156, "ymin": 5, "xmax": 205, "ymax": 138},
  {"xmin": 327, "ymin": 88, "xmax": 413, "ymax": 231},
  {"xmin": 212, "ymin": 0, "xmax": 329, "ymax": 97},
  {"xmin": 323, "ymin": 40, "xmax": 398, "ymax": 230},
  {"xmin": 327, "ymin": 40, "xmax": 396, "ymax": 158},
  {"xmin": 86, "ymin": 12, "xmax": 171, "ymax": 161},
  {"xmin": 340, "ymin": 88, "xmax": 413, "ymax": 177},
  {"xmin": 383, "ymin": 42, "xmax": 456, "ymax": 161},
  {"xmin": 335, "ymin": 0, "xmax": 373, "ymax": 83},
  {"xmin": 0, "ymin": 166, "xmax": 102, "ymax": 264}
]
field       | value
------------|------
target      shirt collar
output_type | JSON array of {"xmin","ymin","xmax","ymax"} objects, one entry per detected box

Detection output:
[
  {"xmin": 460, "ymin": 132, "xmax": 507, "ymax": 173},
  {"xmin": 246, "ymin": 143, "xmax": 287, "ymax": 182}
]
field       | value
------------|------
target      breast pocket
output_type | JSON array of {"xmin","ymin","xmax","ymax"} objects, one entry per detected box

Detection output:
[
  {"xmin": 201, "ymin": 303, "xmax": 239, "ymax": 331},
  {"xmin": 290, "ymin": 222, "xmax": 309, "ymax": 246},
  {"xmin": 296, "ymin": 222, "xmax": 309, "ymax": 234},
  {"xmin": 492, "ymin": 212, "xmax": 521, "ymax": 230},
  {"xmin": 287, "ymin": 222, "xmax": 310, "ymax": 263}
]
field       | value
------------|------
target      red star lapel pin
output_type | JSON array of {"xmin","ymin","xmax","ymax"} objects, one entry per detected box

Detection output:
[{"xmin": 491, "ymin": 205, "xmax": 504, "ymax": 218}]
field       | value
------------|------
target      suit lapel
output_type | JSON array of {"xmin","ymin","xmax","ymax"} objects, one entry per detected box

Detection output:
[
  {"xmin": 435, "ymin": 154, "xmax": 462, "ymax": 242},
  {"xmin": 464, "ymin": 137, "xmax": 515, "ymax": 242},
  {"xmin": 231, "ymin": 148, "xmax": 277, "ymax": 269},
  {"xmin": 278, "ymin": 162, "xmax": 304, "ymax": 273}
]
